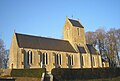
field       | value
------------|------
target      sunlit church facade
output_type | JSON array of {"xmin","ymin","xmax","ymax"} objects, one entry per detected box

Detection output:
[{"xmin": 9, "ymin": 17, "xmax": 108, "ymax": 72}]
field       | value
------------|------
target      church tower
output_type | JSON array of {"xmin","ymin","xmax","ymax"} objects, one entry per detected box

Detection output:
[{"xmin": 63, "ymin": 17, "xmax": 86, "ymax": 46}]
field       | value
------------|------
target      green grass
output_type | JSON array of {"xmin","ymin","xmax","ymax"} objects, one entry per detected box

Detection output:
[
  {"xmin": 91, "ymin": 77, "xmax": 120, "ymax": 81},
  {"xmin": 58, "ymin": 76, "xmax": 120, "ymax": 81}
]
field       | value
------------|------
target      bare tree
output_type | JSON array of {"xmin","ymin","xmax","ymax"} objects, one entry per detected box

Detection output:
[
  {"xmin": 105, "ymin": 29, "xmax": 115, "ymax": 66},
  {"xmin": 85, "ymin": 31, "xmax": 96, "ymax": 45},
  {"xmin": 103, "ymin": 28, "xmax": 120, "ymax": 67},
  {"xmin": 0, "ymin": 38, "xmax": 5, "ymax": 68},
  {"xmin": 2, "ymin": 50, "xmax": 9, "ymax": 68},
  {"xmin": 85, "ymin": 29, "xmax": 106, "ymax": 56},
  {"xmin": 95, "ymin": 29, "xmax": 106, "ymax": 55},
  {"xmin": 85, "ymin": 28, "xmax": 120, "ymax": 67},
  {"xmin": 115, "ymin": 29, "xmax": 120, "ymax": 66},
  {"xmin": 0, "ymin": 38, "xmax": 9, "ymax": 68}
]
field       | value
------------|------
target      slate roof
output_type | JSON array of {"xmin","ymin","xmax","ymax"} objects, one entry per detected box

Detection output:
[
  {"xmin": 102, "ymin": 58, "xmax": 109, "ymax": 62},
  {"xmin": 86, "ymin": 44, "xmax": 97, "ymax": 54},
  {"xmin": 68, "ymin": 19, "xmax": 84, "ymax": 28},
  {"xmin": 15, "ymin": 33, "xmax": 76, "ymax": 53},
  {"xmin": 77, "ymin": 46, "xmax": 86, "ymax": 53}
]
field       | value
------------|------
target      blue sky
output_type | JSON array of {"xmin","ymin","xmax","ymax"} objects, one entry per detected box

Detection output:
[{"xmin": 0, "ymin": 0, "xmax": 120, "ymax": 49}]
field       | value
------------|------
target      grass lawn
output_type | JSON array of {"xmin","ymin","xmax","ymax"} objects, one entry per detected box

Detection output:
[
  {"xmin": 87, "ymin": 76, "xmax": 120, "ymax": 81},
  {"xmin": 1, "ymin": 76, "xmax": 120, "ymax": 81},
  {"xmin": 67, "ymin": 76, "xmax": 120, "ymax": 81}
]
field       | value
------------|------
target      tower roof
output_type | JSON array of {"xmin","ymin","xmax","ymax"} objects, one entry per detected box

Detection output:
[{"xmin": 68, "ymin": 18, "xmax": 84, "ymax": 28}]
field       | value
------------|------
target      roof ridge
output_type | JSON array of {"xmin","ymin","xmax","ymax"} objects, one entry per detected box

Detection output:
[
  {"xmin": 68, "ymin": 18, "xmax": 79, "ymax": 21},
  {"xmin": 15, "ymin": 32, "xmax": 69, "ymax": 42},
  {"xmin": 68, "ymin": 18, "xmax": 84, "ymax": 28},
  {"xmin": 15, "ymin": 32, "xmax": 77, "ymax": 53}
]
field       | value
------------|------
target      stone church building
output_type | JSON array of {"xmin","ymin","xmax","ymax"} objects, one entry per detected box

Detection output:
[{"xmin": 9, "ymin": 17, "xmax": 104, "ymax": 72}]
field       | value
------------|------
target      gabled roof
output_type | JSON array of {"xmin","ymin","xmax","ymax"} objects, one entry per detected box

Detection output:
[
  {"xmin": 15, "ymin": 33, "xmax": 77, "ymax": 53},
  {"xmin": 68, "ymin": 18, "xmax": 84, "ymax": 28},
  {"xmin": 77, "ymin": 46, "xmax": 86, "ymax": 53},
  {"xmin": 86, "ymin": 44, "xmax": 97, "ymax": 54}
]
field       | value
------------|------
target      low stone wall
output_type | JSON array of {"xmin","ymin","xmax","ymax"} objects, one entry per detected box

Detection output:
[
  {"xmin": 0, "ymin": 69, "xmax": 4, "ymax": 76},
  {"xmin": 13, "ymin": 77, "xmax": 41, "ymax": 81},
  {"xmin": 0, "ymin": 69, "xmax": 12, "ymax": 77}
]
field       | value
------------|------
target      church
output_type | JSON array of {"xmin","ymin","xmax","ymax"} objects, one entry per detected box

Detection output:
[{"xmin": 9, "ymin": 17, "xmax": 107, "ymax": 72}]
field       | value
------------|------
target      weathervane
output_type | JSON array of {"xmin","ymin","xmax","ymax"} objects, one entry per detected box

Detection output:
[{"xmin": 72, "ymin": 15, "xmax": 73, "ymax": 19}]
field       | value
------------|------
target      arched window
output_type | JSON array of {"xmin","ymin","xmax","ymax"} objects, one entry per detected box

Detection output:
[
  {"xmin": 54, "ymin": 54, "xmax": 62, "ymax": 65},
  {"xmin": 68, "ymin": 55, "xmax": 74, "ymax": 66}
]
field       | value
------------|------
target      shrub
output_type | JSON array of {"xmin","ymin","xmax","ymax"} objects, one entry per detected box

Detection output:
[
  {"xmin": 51, "ymin": 68, "xmax": 120, "ymax": 81},
  {"xmin": 11, "ymin": 68, "xmax": 46, "ymax": 78}
]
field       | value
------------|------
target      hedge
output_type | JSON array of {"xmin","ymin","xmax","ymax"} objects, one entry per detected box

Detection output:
[
  {"xmin": 11, "ymin": 68, "xmax": 46, "ymax": 78},
  {"xmin": 51, "ymin": 68, "xmax": 120, "ymax": 81}
]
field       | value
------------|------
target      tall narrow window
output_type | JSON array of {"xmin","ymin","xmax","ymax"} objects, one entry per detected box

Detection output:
[
  {"xmin": 27, "ymin": 52, "xmax": 29, "ymax": 64},
  {"xmin": 27, "ymin": 51, "xmax": 33, "ymax": 65},
  {"xmin": 77, "ymin": 28, "xmax": 80, "ymax": 36},
  {"xmin": 46, "ymin": 53, "xmax": 48, "ymax": 64},
  {"xmin": 93, "ymin": 57, "xmax": 95, "ymax": 66},
  {"xmin": 40, "ymin": 52, "xmax": 42, "ymax": 64},
  {"xmin": 54, "ymin": 54, "xmax": 57, "ymax": 64},
  {"xmin": 56, "ymin": 54, "xmax": 59, "ymax": 65},
  {"xmin": 21, "ymin": 49, "xmax": 26, "ymax": 63},
  {"xmin": 81, "ymin": 56, "xmax": 84, "ymax": 66},
  {"xmin": 30, "ymin": 51, "xmax": 32, "ymax": 64},
  {"xmin": 68, "ymin": 55, "xmax": 71, "ymax": 65},
  {"xmin": 59, "ymin": 54, "xmax": 62, "ymax": 65},
  {"xmin": 39, "ymin": 52, "xmax": 43, "ymax": 68},
  {"xmin": 71, "ymin": 55, "xmax": 74, "ymax": 65},
  {"xmin": 67, "ymin": 28, "xmax": 69, "ymax": 38},
  {"xmin": 43, "ymin": 53, "xmax": 45, "ymax": 64}
]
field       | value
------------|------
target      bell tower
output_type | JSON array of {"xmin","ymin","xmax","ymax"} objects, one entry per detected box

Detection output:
[{"xmin": 63, "ymin": 17, "xmax": 86, "ymax": 46}]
